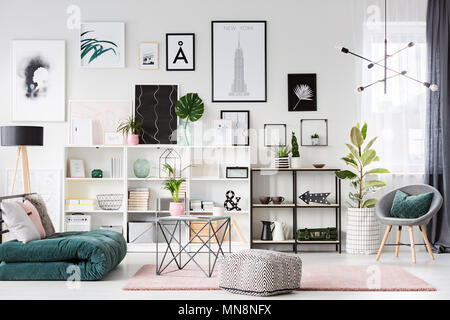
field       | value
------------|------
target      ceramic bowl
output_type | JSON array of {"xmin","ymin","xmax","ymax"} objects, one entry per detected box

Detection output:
[{"xmin": 313, "ymin": 163, "xmax": 326, "ymax": 168}]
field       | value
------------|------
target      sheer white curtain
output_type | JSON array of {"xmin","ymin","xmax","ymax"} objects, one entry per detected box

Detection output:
[{"xmin": 356, "ymin": 0, "xmax": 427, "ymax": 191}]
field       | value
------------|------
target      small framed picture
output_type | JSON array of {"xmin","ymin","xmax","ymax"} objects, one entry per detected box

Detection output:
[
  {"xmin": 139, "ymin": 42, "xmax": 159, "ymax": 70},
  {"xmin": 71, "ymin": 118, "xmax": 93, "ymax": 146},
  {"xmin": 264, "ymin": 124, "xmax": 286, "ymax": 147},
  {"xmin": 104, "ymin": 132, "xmax": 124, "ymax": 146},
  {"xmin": 68, "ymin": 159, "xmax": 86, "ymax": 178},
  {"xmin": 213, "ymin": 119, "xmax": 233, "ymax": 146},
  {"xmin": 226, "ymin": 167, "xmax": 249, "ymax": 179},
  {"xmin": 166, "ymin": 33, "xmax": 195, "ymax": 71},
  {"xmin": 220, "ymin": 110, "xmax": 250, "ymax": 146}
]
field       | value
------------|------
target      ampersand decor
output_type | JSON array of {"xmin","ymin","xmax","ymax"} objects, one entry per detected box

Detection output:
[{"xmin": 224, "ymin": 190, "xmax": 241, "ymax": 211}]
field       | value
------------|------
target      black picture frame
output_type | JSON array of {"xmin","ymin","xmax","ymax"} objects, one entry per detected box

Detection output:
[
  {"xmin": 288, "ymin": 74, "xmax": 317, "ymax": 111},
  {"xmin": 220, "ymin": 110, "xmax": 250, "ymax": 146},
  {"xmin": 264, "ymin": 124, "xmax": 286, "ymax": 147},
  {"xmin": 300, "ymin": 119, "xmax": 328, "ymax": 146},
  {"xmin": 211, "ymin": 21, "xmax": 267, "ymax": 103},
  {"xmin": 226, "ymin": 167, "xmax": 249, "ymax": 179},
  {"xmin": 166, "ymin": 33, "xmax": 195, "ymax": 71}
]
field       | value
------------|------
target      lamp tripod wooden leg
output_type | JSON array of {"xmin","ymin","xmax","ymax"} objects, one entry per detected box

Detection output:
[
  {"xmin": 223, "ymin": 219, "xmax": 247, "ymax": 244},
  {"xmin": 8, "ymin": 146, "xmax": 31, "ymax": 195},
  {"xmin": 376, "ymin": 225, "xmax": 392, "ymax": 261},
  {"xmin": 395, "ymin": 226, "xmax": 402, "ymax": 258},
  {"xmin": 409, "ymin": 226, "xmax": 416, "ymax": 264},
  {"xmin": 419, "ymin": 225, "xmax": 435, "ymax": 261}
]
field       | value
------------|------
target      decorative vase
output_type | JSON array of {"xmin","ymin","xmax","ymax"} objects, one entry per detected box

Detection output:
[
  {"xmin": 177, "ymin": 119, "xmax": 192, "ymax": 146},
  {"xmin": 91, "ymin": 169, "xmax": 103, "ymax": 178},
  {"xmin": 311, "ymin": 137, "xmax": 319, "ymax": 146},
  {"xmin": 291, "ymin": 157, "xmax": 301, "ymax": 168},
  {"xmin": 346, "ymin": 207, "xmax": 380, "ymax": 255},
  {"xmin": 274, "ymin": 156, "xmax": 291, "ymax": 168},
  {"xmin": 127, "ymin": 134, "xmax": 139, "ymax": 145},
  {"xmin": 133, "ymin": 159, "xmax": 150, "ymax": 178},
  {"xmin": 169, "ymin": 202, "xmax": 185, "ymax": 216}
]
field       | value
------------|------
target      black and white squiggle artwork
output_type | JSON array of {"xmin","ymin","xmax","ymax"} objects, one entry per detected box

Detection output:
[{"xmin": 134, "ymin": 85, "xmax": 178, "ymax": 144}]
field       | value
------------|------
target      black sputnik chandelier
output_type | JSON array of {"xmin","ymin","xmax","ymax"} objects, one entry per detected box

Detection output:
[{"xmin": 337, "ymin": 0, "xmax": 438, "ymax": 93}]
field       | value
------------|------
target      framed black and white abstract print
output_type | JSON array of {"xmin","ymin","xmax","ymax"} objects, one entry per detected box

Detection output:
[
  {"xmin": 134, "ymin": 85, "xmax": 178, "ymax": 144},
  {"xmin": 212, "ymin": 21, "xmax": 267, "ymax": 102},
  {"xmin": 220, "ymin": 110, "xmax": 250, "ymax": 146},
  {"xmin": 288, "ymin": 74, "xmax": 317, "ymax": 111},
  {"xmin": 166, "ymin": 33, "xmax": 195, "ymax": 71},
  {"xmin": 11, "ymin": 40, "xmax": 65, "ymax": 121}
]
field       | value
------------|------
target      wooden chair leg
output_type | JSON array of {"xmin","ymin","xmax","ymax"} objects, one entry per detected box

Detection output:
[
  {"xmin": 376, "ymin": 225, "xmax": 392, "ymax": 261},
  {"xmin": 395, "ymin": 226, "xmax": 402, "ymax": 258},
  {"xmin": 408, "ymin": 226, "xmax": 416, "ymax": 264},
  {"xmin": 419, "ymin": 225, "xmax": 435, "ymax": 261}
]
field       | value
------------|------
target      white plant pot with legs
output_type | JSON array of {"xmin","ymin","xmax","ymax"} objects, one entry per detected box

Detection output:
[{"xmin": 346, "ymin": 207, "xmax": 380, "ymax": 255}]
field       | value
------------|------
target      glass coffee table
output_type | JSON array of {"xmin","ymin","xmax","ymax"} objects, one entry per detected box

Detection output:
[{"xmin": 155, "ymin": 216, "xmax": 231, "ymax": 277}]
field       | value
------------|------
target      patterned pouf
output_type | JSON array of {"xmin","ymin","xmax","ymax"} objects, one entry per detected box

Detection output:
[{"xmin": 218, "ymin": 249, "xmax": 302, "ymax": 296}]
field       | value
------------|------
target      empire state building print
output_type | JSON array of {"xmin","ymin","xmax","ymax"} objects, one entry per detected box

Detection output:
[{"xmin": 229, "ymin": 36, "xmax": 249, "ymax": 96}]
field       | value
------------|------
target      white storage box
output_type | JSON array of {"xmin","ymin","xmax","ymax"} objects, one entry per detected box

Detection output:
[
  {"xmin": 100, "ymin": 225, "xmax": 123, "ymax": 233},
  {"xmin": 128, "ymin": 222, "xmax": 156, "ymax": 243},
  {"xmin": 65, "ymin": 214, "xmax": 91, "ymax": 232},
  {"xmin": 65, "ymin": 198, "xmax": 96, "ymax": 212}
]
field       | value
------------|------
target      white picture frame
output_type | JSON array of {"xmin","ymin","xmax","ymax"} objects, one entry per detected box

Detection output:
[
  {"xmin": 166, "ymin": 33, "xmax": 195, "ymax": 71},
  {"xmin": 80, "ymin": 22, "xmax": 125, "ymax": 68},
  {"xmin": 11, "ymin": 40, "xmax": 66, "ymax": 122},
  {"xmin": 104, "ymin": 131, "xmax": 124, "ymax": 146},
  {"xmin": 68, "ymin": 158, "xmax": 86, "ymax": 178},
  {"xmin": 71, "ymin": 118, "xmax": 93, "ymax": 146},
  {"xmin": 139, "ymin": 42, "xmax": 159, "ymax": 70},
  {"xmin": 213, "ymin": 119, "xmax": 233, "ymax": 146}
]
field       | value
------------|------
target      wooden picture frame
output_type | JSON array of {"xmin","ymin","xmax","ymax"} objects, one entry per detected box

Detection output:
[{"xmin": 68, "ymin": 159, "xmax": 86, "ymax": 178}]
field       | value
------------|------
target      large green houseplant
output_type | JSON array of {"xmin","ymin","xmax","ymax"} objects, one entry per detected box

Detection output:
[
  {"xmin": 175, "ymin": 93, "xmax": 204, "ymax": 145},
  {"xmin": 335, "ymin": 122, "xmax": 389, "ymax": 254}
]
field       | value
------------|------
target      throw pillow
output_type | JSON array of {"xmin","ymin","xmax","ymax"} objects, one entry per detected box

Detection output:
[
  {"xmin": 1, "ymin": 202, "xmax": 40, "ymax": 243},
  {"xmin": 24, "ymin": 194, "xmax": 55, "ymax": 237},
  {"xmin": 17, "ymin": 200, "xmax": 46, "ymax": 239},
  {"xmin": 390, "ymin": 190, "xmax": 434, "ymax": 219}
]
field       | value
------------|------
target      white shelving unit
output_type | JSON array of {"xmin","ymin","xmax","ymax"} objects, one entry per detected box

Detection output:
[{"xmin": 63, "ymin": 145, "xmax": 251, "ymax": 252}]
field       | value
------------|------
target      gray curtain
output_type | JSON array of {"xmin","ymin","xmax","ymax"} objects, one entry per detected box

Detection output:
[{"xmin": 425, "ymin": 0, "xmax": 450, "ymax": 253}]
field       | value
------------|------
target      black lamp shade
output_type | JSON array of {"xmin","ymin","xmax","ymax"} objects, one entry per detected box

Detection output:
[{"xmin": 1, "ymin": 126, "xmax": 44, "ymax": 146}]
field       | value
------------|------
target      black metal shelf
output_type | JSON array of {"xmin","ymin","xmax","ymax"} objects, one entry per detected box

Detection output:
[{"xmin": 250, "ymin": 167, "xmax": 341, "ymax": 253}]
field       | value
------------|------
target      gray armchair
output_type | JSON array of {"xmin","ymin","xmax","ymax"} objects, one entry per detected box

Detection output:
[{"xmin": 375, "ymin": 184, "xmax": 443, "ymax": 263}]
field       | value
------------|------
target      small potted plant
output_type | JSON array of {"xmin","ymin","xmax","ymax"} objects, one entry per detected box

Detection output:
[
  {"xmin": 163, "ymin": 163, "xmax": 186, "ymax": 216},
  {"xmin": 311, "ymin": 133, "xmax": 320, "ymax": 146},
  {"xmin": 273, "ymin": 146, "xmax": 291, "ymax": 168},
  {"xmin": 117, "ymin": 116, "xmax": 142, "ymax": 146},
  {"xmin": 291, "ymin": 132, "xmax": 301, "ymax": 168}
]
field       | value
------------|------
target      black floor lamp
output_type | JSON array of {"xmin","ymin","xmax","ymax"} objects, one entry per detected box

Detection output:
[{"xmin": 1, "ymin": 126, "xmax": 44, "ymax": 195}]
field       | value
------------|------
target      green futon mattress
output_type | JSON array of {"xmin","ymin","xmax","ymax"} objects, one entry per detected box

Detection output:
[{"xmin": 0, "ymin": 230, "xmax": 126, "ymax": 281}]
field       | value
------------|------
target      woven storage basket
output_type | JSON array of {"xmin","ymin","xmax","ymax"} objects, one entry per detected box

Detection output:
[
  {"xmin": 97, "ymin": 194, "xmax": 123, "ymax": 210},
  {"xmin": 346, "ymin": 208, "xmax": 380, "ymax": 255}
]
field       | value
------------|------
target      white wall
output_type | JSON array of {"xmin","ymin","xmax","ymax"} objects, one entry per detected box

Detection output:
[{"xmin": 0, "ymin": 0, "xmax": 360, "ymax": 243}]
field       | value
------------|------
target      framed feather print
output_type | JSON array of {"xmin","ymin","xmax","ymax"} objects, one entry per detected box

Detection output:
[{"xmin": 288, "ymin": 73, "xmax": 317, "ymax": 111}]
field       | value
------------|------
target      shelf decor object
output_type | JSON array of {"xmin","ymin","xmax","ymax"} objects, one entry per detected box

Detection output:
[
  {"xmin": 300, "ymin": 119, "xmax": 328, "ymax": 146},
  {"xmin": 133, "ymin": 159, "xmax": 150, "ymax": 178},
  {"xmin": 220, "ymin": 110, "xmax": 250, "ymax": 146},
  {"xmin": 273, "ymin": 146, "xmax": 291, "ymax": 169},
  {"xmin": 91, "ymin": 169, "xmax": 103, "ymax": 178},
  {"xmin": 226, "ymin": 167, "xmax": 248, "ymax": 179},
  {"xmin": 96, "ymin": 194, "xmax": 123, "ymax": 210},
  {"xmin": 299, "ymin": 191, "xmax": 331, "ymax": 205},
  {"xmin": 224, "ymin": 190, "xmax": 242, "ymax": 211},
  {"xmin": 1, "ymin": 126, "xmax": 44, "ymax": 194},
  {"xmin": 159, "ymin": 148, "xmax": 181, "ymax": 178},
  {"xmin": 68, "ymin": 159, "xmax": 85, "ymax": 178},
  {"xmin": 291, "ymin": 132, "xmax": 301, "ymax": 168},
  {"xmin": 212, "ymin": 21, "xmax": 267, "ymax": 102},
  {"xmin": 337, "ymin": 0, "xmax": 437, "ymax": 93},
  {"xmin": 264, "ymin": 124, "xmax": 286, "ymax": 147}
]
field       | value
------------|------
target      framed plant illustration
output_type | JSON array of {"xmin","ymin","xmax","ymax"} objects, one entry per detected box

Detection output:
[
  {"xmin": 212, "ymin": 21, "xmax": 267, "ymax": 102},
  {"xmin": 80, "ymin": 22, "xmax": 125, "ymax": 68},
  {"xmin": 11, "ymin": 40, "xmax": 65, "ymax": 121},
  {"xmin": 166, "ymin": 33, "xmax": 195, "ymax": 71},
  {"xmin": 288, "ymin": 74, "xmax": 317, "ymax": 111}
]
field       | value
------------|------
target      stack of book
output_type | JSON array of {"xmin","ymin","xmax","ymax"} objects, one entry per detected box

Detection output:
[
  {"xmin": 128, "ymin": 188, "xmax": 150, "ymax": 211},
  {"xmin": 202, "ymin": 201, "xmax": 214, "ymax": 212},
  {"xmin": 190, "ymin": 199, "xmax": 202, "ymax": 212}
]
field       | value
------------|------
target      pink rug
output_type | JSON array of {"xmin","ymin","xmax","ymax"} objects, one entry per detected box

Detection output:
[{"xmin": 123, "ymin": 264, "xmax": 436, "ymax": 291}]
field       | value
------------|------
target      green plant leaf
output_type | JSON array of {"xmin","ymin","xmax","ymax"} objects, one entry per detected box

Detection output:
[
  {"xmin": 361, "ymin": 149, "xmax": 376, "ymax": 166},
  {"xmin": 350, "ymin": 126, "xmax": 364, "ymax": 148},
  {"xmin": 335, "ymin": 170, "xmax": 358, "ymax": 180},
  {"xmin": 175, "ymin": 93, "xmax": 204, "ymax": 122},
  {"xmin": 341, "ymin": 157, "xmax": 358, "ymax": 168},
  {"xmin": 346, "ymin": 144, "xmax": 360, "ymax": 160},
  {"xmin": 363, "ymin": 198, "xmax": 378, "ymax": 208},
  {"xmin": 365, "ymin": 168, "xmax": 390, "ymax": 175},
  {"xmin": 364, "ymin": 137, "xmax": 377, "ymax": 152},
  {"xmin": 361, "ymin": 123, "xmax": 367, "ymax": 140},
  {"xmin": 363, "ymin": 180, "xmax": 386, "ymax": 188}
]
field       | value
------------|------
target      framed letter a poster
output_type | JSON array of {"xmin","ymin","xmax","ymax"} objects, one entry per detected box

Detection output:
[{"xmin": 212, "ymin": 21, "xmax": 267, "ymax": 102}]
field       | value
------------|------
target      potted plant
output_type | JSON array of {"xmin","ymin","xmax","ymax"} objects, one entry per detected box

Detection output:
[
  {"xmin": 311, "ymin": 133, "xmax": 320, "ymax": 146},
  {"xmin": 335, "ymin": 122, "xmax": 389, "ymax": 254},
  {"xmin": 291, "ymin": 132, "xmax": 301, "ymax": 168},
  {"xmin": 117, "ymin": 116, "xmax": 142, "ymax": 146},
  {"xmin": 273, "ymin": 146, "xmax": 291, "ymax": 168},
  {"xmin": 175, "ymin": 93, "xmax": 204, "ymax": 146},
  {"xmin": 163, "ymin": 163, "xmax": 187, "ymax": 216}
]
